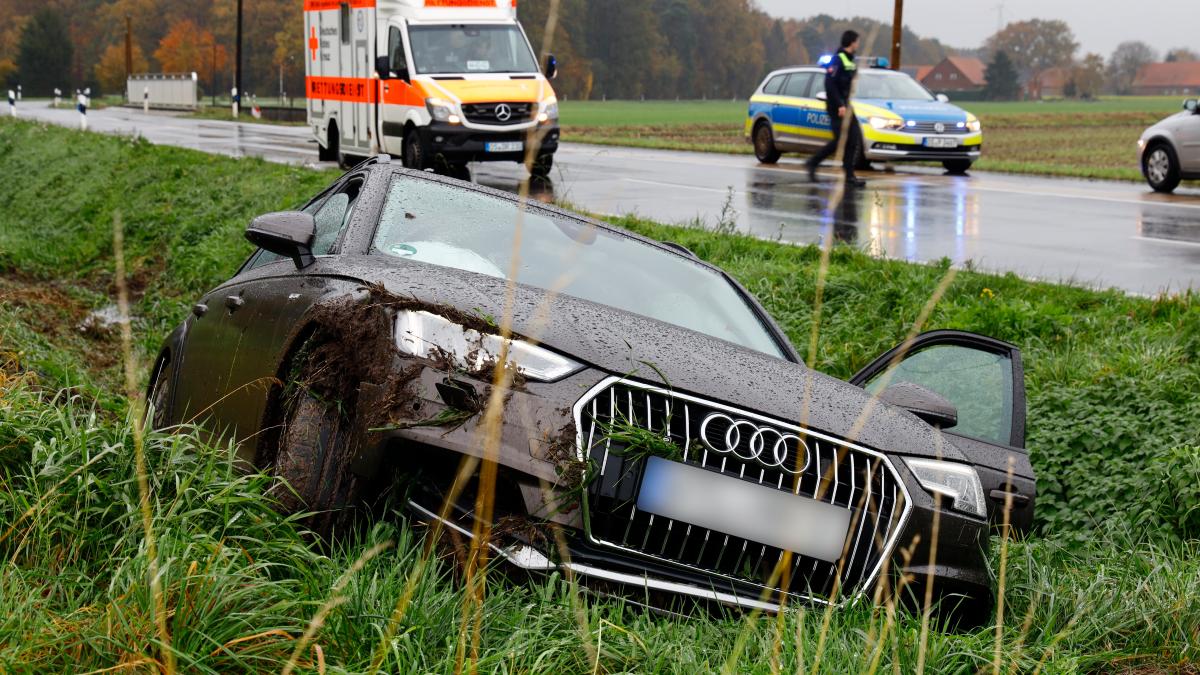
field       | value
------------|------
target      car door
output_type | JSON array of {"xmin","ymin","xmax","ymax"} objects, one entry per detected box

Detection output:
[
  {"xmin": 771, "ymin": 72, "xmax": 815, "ymax": 149},
  {"xmin": 1176, "ymin": 103, "xmax": 1200, "ymax": 172},
  {"xmin": 378, "ymin": 22, "xmax": 423, "ymax": 156},
  {"xmin": 849, "ymin": 330, "xmax": 1036, "ymax": 534}
]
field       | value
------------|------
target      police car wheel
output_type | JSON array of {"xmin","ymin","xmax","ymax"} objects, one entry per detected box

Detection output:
[
  {"xmin": 942, "ymin": 159, "xmax": 973, "ymax": 174},
  {"xmin": 1143, "ymin": 143, "xmax": 1181, "ymax": 193},
  {"xmin": 753, "ymin": 122, "xmax": 781, "ymax": 164}
]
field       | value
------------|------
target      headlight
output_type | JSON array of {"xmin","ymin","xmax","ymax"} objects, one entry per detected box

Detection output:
[
  {"xmin": 903, "ymin": 458, "xmax": 986, "ymax": 518},
  {"xmin": 869, "ymin": 116, "xmax": 904, "ymax": 131},
  {"xmin": 541, "ymin": 100, "xmax": 559, "ymax": 119},
  {"xmin": 967, "ymin": 119, "xmax": 982, "ymax": 132},
  {"xmin": 425, "ymin": 97, "xmax": 459, "ymax": 123},
  {"xmin": 1137, "ymin": 138, "xmax": 1146, "ymax": 149},
  {"xmin": 394, "ymin": 310, "xmax": 583, "ymax": 382}
]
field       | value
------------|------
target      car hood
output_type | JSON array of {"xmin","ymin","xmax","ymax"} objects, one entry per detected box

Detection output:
[
  {"xmin": 857, "ymin": 98, "xmax": 969, "ymax": 122},
  {"xmin": 334, "ymin": 255, "xmax": 960, "ymax": 462}
]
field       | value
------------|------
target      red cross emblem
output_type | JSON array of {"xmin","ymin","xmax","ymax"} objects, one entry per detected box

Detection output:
[{"xmin": 309, "ymin": 26, "xmax": 319, "ymax": 61}]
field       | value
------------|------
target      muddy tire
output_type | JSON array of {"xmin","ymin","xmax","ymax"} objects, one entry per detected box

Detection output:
[
  {"xmin": 529, "ymin": 153, "xmax": 554, "ymax": 179},
  {"xmin": 272, "ymin": 370, "xmax": 362, "ymax": 534},
  {"xmin": 1143, "ymin": 142, "xmax": 1181, "ymax": 193},
  {"xmin": 145, "ymin": 353, "xmax": 174, "ymax": 431},
  {"xmin": 403, "ymin": 130, "xmax": 429, "ymax": 170},
  {"xmin": 942, "ymin": 159, "xmax": 973, "ymax": 175},
  {"xmin": 753, "ymin": 121, "xmax": 781, "ymax": 164}
]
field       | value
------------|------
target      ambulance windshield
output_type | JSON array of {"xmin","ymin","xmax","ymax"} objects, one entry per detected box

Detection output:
[{"xmin": 408, "ymin": 24, "xmax": 539, "ymax": 75}]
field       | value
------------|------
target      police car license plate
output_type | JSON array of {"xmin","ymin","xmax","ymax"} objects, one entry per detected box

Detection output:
[
  {"xmin": 924, "ymin": 137, "xmax": 959, "ymax": 148},
  {"xmin": 636, "ymin": 456, "xmax": 852, "ymax": 562},
  {"xmin": 485, "ymin": 141, "xmax": 523, "ymax": 153}
]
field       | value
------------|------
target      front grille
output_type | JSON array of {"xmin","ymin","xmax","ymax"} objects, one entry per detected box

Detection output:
[
  {"xmin": 574, "ymin": 379, "xmax": 910, "ymax": 604},
  {"xmin": 462, "ymin": 102, "xmax": 533, "ymax": 126},
  {"xmin": 905, "ymin": 121, "xmax": 971, "ymax": 135}
]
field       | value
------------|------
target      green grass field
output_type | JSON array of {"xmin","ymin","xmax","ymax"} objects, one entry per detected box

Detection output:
[
  {"xmin": 2, "ymin": 118, "xmax": 1199, "ymax": 672},
  {"xmin": 558, "ymin": 97, "xmax": 1188, "ymax": 181}
]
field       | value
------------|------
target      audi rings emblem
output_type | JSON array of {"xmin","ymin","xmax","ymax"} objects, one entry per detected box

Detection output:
[
  {"xmin": 698, "ymin": 413, "xmax": 809, "ymax": 474},
  {"xmin": 494, "ymin": 103, "xmax": 513, "ymax": 122},
  {"xmin": 934, "ymin": 122, "xmax": 945, "ymax": 133}
]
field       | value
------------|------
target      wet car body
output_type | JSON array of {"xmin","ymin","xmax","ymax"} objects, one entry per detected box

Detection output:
[
  {"xmin": 1139, "ymin": 98, "xmax": 1200, "ymax": 193},
  {"xmin": 150, "ymin": 158, "xmax": 1036, "ymax": 616}
]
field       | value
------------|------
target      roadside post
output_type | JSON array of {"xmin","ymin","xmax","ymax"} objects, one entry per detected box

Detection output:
[
  {"xmin": 16, "ymin": 85, "xmax": 21, "ymax": 101},
  {"xmin": 54, "ymin": 88, "xmax": 61, "ymax": 108},
  {"xmin": 231, "ymin": 87, "xmax": 239, "ymax": 118},
  {"xmin": 7, "ymin": 89, "xmax": 14, "ymax": 117},
  {"xmin": 77, "ymin": 89, "xmax": 88, "ymax": 130},
  {"xmin": 143, "ymin": 86, "xmax": 149, "ymax": 114}
]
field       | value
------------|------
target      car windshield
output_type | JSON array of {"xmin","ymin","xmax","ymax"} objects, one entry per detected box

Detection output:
[
  {"xmin": 855, "ymin": 72, "xmax": 934, "ymax": 101},
  {"xmin": 372, "ymin": 179, "xmax": 787, "ymax": 359},
  {"xmin": 408, "ymin": 24, "xmax": 538, "ymax": 75}
]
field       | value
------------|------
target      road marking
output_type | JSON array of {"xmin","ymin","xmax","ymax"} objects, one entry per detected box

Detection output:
[{"xmin": 1130, "ymin": 235, "xmax": 1200, "ymax": 248}]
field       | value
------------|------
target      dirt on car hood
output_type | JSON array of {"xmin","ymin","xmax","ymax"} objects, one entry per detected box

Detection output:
[{"xmin": 334, "ymin": 255, "xmax": 963, "ymax": 462}]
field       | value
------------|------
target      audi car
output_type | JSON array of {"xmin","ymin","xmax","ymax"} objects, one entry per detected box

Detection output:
[
  {"xmin": 1139, "ymin": 98, "xmax": 1200, "ymax": 193},
  {"xmin": 746, "ymin": 64, "xmax": 982, "ymax": 174},
  {"xmin": 149, "ymin": 157, "xmax": 1036, "ymax": 618}
]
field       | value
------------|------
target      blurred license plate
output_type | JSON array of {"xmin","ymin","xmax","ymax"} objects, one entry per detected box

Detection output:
[
  {"xmin": 485, "ymin": 141, "xmax": 523, "ymax": 153},
  {"xmin": 924, "ymin": 137, "xmax": 959, "ymax": 148},
  {"xmin": 637, "ymin": 456, "xmax": 852, "ymax": 562}
]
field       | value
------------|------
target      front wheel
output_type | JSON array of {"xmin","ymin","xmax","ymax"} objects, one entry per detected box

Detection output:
[
  {"xmin": 942, "ymin": 159, "xmax": 973, "ymax": 174},
  {"xmin": 1143, "ymin": 143, "xmax": 1181, "ymax": 193},
  {"xmin": 403, "ymin": 130, "xmax": 429, "ymax": 171},
  {"xmin": 753, "ymin": 122, "xmax": 781, "ymax": 164},
  {"xmin": 529, "ymin": 153, "xmax": 554, "ymax": 179}
]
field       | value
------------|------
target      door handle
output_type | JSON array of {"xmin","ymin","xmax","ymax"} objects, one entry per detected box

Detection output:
[
  {"xmin": 224, "ymin": 295, "xmax": 245, "ymax": 312},
  {"xmin": 192, "ymin": 303, "xmax": 208, "ymax": 318}
]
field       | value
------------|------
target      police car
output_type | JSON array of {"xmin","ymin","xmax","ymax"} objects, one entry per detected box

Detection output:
[{"xmin": 745, "ymin": 58, "xmax": 982, "ymax": 174}]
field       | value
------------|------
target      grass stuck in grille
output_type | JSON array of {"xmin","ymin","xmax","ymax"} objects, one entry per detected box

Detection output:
[{"xmin": 574, "ymin": 377, "xmax": 910, "ymax": 605}]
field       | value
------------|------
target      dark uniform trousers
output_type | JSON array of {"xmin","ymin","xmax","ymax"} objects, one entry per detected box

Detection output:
[{"xmin": 809, "ymin": 105, "xmax": 862, "ymax": 173}]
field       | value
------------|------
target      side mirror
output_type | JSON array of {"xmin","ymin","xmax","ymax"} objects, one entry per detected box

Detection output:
[
  {"xmin": 816, "ymin": 91, "xmax": 827, "ymax": 101},
  {"xmin": 544, "ymin": 53, "xmax": 558, "ymax": 80},
  {"xmin": 877, "ymin": 382, "xmax": 958, "ymax": 429},
  {"xmin": 1185, "ymin": 98, "xmax": 1198, "ymax": 113},
  {"xmin": 245, "ymin": 211, "xmax": 315, "ymax": 269},
  {"xmin": 936, "ymin": 93, "xmax": 950, "ymax": 103},
  {"xmin": 375, "ymin": 55, "xmax": 392, "ymax": 80}
]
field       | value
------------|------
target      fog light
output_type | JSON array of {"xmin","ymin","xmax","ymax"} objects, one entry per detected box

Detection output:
[
  {"xmin": 448, "ymin": 114, "xmax": 462, "ymax": 125},
  {"xmin": 537, "ymin": 112, "xmax": 550, "ymax": 123}
]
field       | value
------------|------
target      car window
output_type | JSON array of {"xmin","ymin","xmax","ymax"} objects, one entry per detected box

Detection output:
[
  {"xmin": 244, "ymin": 179, "xmax": 361, "ymax": 271},
  {"xmin": 855, "ymin": 72, "xmax": 935, "ymax": 101},
  {"xmin": 863, "ymin": 344, "xmax": 1015, "ymax": 445},
  {"xmin": 388, "ymin": 26, "xmax": 406, "ymax": 72},
  {"xmin": 762, "ymin": 74, "xmax": 787, "ymax": 95},
  {"xmin": 783, "ymin": 73, "xmax": 813, "ymax": 98},
  {"xmin": 372, "ymin": 178, "xmax": 787, "ymax": 359}
]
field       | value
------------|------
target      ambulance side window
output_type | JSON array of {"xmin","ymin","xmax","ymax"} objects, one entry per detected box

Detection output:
[
  {"xmin": 388, "ymin": 27, "xmax": 407, "ymax": 73},
  {"xmin": 339, "ymin": 3, "xmax": 350, "ymax": 45}
]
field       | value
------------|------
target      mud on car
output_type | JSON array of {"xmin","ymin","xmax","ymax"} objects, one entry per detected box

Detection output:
[{"xmin": 149, "ymin": 156, "xmax": 1036, "ymax": 618}]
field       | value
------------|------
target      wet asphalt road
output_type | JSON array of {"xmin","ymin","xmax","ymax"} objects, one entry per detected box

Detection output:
[{"xmin": 18, "ymin": 103, "xmax": 1200, "ymax": 295}]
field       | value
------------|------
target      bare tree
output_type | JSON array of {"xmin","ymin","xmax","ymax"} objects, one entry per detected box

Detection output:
[{"xmin": 1107, "ymin": 41, "xmax": 1159, "ymax": 95}]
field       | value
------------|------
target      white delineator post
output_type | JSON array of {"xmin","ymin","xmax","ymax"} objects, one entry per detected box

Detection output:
[
  {"xmin": 7, "ymin": 89, "xmax": 14, "ymax": 117},
  {"xmin": 231, "ymin": 87, "xmax": 239, "ymax": 118},
  {"xmin": 143, "ymin": 86, "xmax": 149, "ymax": 114},
  {"xmin": 77, "ymin": 90, "xmax": 88, "ymax": 129},
  {"xmin": 16, "ymin": 85, "xmax": 21, "ymax": 101},
  {"xmin": 54, "ymin": 88, "xmax": 61, "ymax": 108}
]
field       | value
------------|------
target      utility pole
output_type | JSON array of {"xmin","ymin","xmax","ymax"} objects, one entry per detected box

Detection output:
[
  {"xmin": 890, "ymin": 0, "xmax": 903, "ymax": 70},
  {"xmin": 211, "ymin": 39, "xmax": 217, "ymax": 106},
  {"xmin": 235, "ymin": 0, "xmax": 243, "ymax": 117},
  {"xmin": 124, "ymin": 16, "xmax": 133, "ymax": 78}
]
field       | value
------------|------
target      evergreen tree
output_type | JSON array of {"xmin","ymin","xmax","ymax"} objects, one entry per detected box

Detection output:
[
  {"xmin": 984, "ymin": 50, "xmax": 1019, "ymax": 100},
  {"xmin": 17, "ymin": 9, "xmax": 73, "ymax": 96}
]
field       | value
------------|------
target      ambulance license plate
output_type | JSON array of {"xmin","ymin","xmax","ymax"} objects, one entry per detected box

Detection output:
[
  {"xmin": 924, "ymin": 137, "xmax": 959, "ymax": 148},
  {"xmin": 485, "ymin": 141, "xmax": 523, "ymax": 153}
]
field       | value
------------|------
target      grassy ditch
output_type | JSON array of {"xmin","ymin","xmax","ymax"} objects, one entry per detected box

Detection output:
[
  {"xmin": 558, "ymin": 98, "xmax": 1183, "ymax": 181},
  {"xmin": 1, "ymin": 117, "xmax": 1199, "ymax": 671}
]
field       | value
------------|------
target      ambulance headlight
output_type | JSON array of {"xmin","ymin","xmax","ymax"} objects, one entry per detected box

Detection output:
[
  {"xmin": 539, "ymin": 101, "xmax": 559, "ymax": 123},
  {"xmin": 869, "ymin": 116, "xmax": 905, "ymax": 131},
  {"xmin": 425, "ymin": 97, "xmax": 459, "ymax": 123}
]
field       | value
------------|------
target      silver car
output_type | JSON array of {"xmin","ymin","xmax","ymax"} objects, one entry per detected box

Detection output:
[{"xmin": 1139, "ymin": 98, "xmax": 1200, "ymax": 193}]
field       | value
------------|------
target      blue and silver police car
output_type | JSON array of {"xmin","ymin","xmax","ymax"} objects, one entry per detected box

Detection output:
[{"xmin": 745, "ymin": 59, "xmax": 982, "ymax": 173}]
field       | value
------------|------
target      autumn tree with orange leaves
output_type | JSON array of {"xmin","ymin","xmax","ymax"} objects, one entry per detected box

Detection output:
[
  {"xmin": 154, "ymin": 19, "xmax": 227, "ymax": 93},
  {"xmin": 94, "ymin": 42, "xmax": 149, "ymax": 93}
]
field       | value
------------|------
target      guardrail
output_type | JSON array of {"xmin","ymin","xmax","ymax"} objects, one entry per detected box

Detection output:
[{"xmin": 127, "ymin": 73, "xmax": 199, "ymax": 110}]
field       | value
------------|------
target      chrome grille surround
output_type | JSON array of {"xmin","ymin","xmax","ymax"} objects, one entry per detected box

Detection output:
[
  {"xmin": 572, "ymin": 376, "xmax": 913, "ymax": 606},
  {"xmin": 905, "ymin": 121, "xmax": 971, "ymax": 135}
]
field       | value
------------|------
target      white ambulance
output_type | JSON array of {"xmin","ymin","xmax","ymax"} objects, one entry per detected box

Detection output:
[{"xmin": 304, "ymin": 0, "xmax": 560, "ymax": 175}]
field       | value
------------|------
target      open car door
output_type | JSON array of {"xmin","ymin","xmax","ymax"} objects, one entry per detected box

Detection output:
[{"xmin": 850, "ymin": 330, "xmax": 1036, "ymax": 535}]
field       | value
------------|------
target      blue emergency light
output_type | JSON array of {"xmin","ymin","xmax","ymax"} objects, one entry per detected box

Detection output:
[{"xmin": 817, "ymin": 54, "xmax": 834, "ymax": 66}]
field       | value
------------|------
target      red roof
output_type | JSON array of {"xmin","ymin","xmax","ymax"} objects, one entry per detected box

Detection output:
[
  {"xmin": 1133, "ymin": 62, "xmax": 1200, "ymax": 88},
  {"xmin": 944, "ymin": 56, "xmax": 986, "ymax": 85},
  {"xmin": 914, "ymin": 65, "xmax": 933, "ymax": 81}
]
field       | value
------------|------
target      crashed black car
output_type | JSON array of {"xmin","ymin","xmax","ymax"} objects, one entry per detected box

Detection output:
[{"xmin": 149, "ymin": 156, "xmax": 1036, "ymax": 616}]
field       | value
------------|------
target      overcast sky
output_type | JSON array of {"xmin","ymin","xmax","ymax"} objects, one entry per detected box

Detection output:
[{"xmin": 755, "ymin": 0, "xmax": 1199, "ymax": 59}]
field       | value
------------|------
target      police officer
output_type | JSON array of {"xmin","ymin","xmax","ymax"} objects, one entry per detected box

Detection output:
[{"xmin": 806, "ymin": 30, "xmax": 865, "ymax": 188}]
